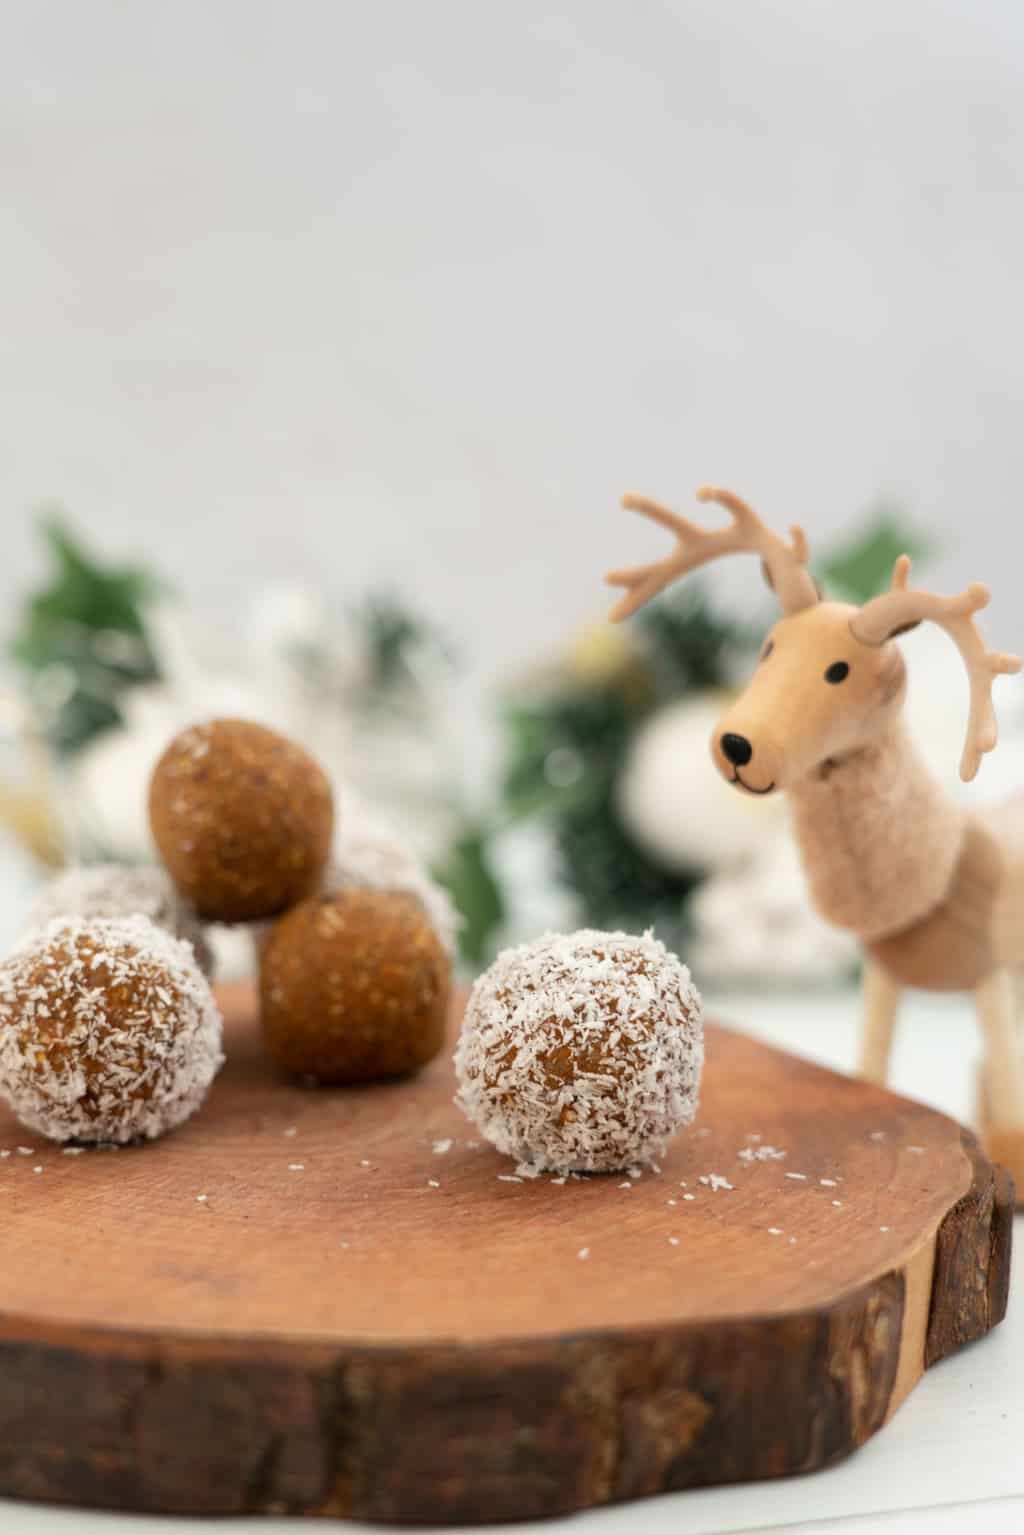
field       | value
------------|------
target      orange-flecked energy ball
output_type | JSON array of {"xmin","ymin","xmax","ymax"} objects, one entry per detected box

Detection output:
[
  {"xmin": 149, "ymin": 719, "xmax": 334, "ymax": 923},
  {"xmin": 259, "ymin": 887, "xmax": 450, "ymax": 1082},
  {"xmin": 0, "ymin": 915, "xmax": 224, "ymax": 1144}
]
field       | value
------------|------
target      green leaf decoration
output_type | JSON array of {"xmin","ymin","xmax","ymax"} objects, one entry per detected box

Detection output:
[
  {"xmin": 10, "ymin": 515, "xmax": 162, "ymax": 755},
  {"xmin": 486, "ymin": 581, "xmax": 750, "ymax": 951},
  {"xmin": 818, "ymin": 509, "xmax": 932, "ymax": 605},
  {"xmin": 637, "ymin": 582, "xmax": 757, "ymax": 700},
  {"xmin": 358, "ymin": 592, "xmax": 455, "ymax": 689},
  {"xmin": 432, "ymin": 823, "xmax": 506, "ymax": 971}
]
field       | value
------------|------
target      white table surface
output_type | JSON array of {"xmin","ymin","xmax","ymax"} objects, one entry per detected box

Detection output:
[{"xmin": 2, "ymin": 986, "xmax": 1021, "ymax": 1535}]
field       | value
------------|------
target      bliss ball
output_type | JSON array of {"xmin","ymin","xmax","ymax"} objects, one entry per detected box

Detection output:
[
  {"xmin": 0, "ymin": 915, "xmax": 224, "ymax": 1144},
  {"xmin": 259, "ymin": 887, "xmax": 450, "ymax": 1082},
  {"xmin": 454, "ymin": 929, "xmax": 703, "ymax": 1174},
  {"xmin": 149, "ymin": 719, "xmax": 334, "ymax": 922},
  {"xmin": 23, "ymin": 864, "xmax": 214, "ymax": 979},
  {"xmin": 252, "ymin": 814, "xmax": 460, "ymax": 963},
  {"xmin": 325, "ymin": 815, "xmax": 461, "ymax": 957}
]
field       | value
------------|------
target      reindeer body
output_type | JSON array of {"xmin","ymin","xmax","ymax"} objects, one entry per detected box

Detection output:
[
  {"xmin": 787, "ymin": 725, "xmax": 967, "ymax": 967},
  {"xmin": 787, "ymin": 734, "xmax": 1018, "ymax": 991},
  {"xmin": 606, "ymin": 487, "xmax": 1024, "ymax": 1138}
]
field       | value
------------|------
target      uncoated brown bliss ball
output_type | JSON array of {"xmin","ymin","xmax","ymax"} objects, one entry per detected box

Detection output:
[
  {"xmin": 0, "ymin": 915, "xmax": 224, "ymax": 1144},
  {"xmin": 149, "ymin": 719, "xmax": 334, "ymax": 923},
  {"xmin": 259, "ymin": 887, "xmax": 451, "ymax": 1083},
  {"xmin": 454, "ymin": 928, "xmax": 704, "ymax": 1174}
]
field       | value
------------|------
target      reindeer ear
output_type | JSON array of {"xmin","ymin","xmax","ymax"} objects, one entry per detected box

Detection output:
[{"xmin": 884, "ymin": 619, "xmax": 922, "ymax": 641}]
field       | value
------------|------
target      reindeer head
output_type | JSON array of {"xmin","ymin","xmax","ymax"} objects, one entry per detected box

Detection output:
[{"xmin": 606, "ymin": 486, "xmax": 1021, "ymax": 797}]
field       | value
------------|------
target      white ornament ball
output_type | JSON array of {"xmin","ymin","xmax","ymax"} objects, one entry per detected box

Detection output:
[
  {"xmin": 0, "ymin": 915, "xmax": 224, "ymax": 1144},
  {"xmin": 24, "ymin": 864, "xmax": 214, "ymax": 978},
  {"xmin": 454, "ymin": 928, "xmax": 703, "ymax": 1173},
  {"xmin": 616, "ymin": 694, "xmax": 784, "ymax": 873},
  {"xmin": 690, "ymin": 835, "xmax": 859, "ymax": 988}
]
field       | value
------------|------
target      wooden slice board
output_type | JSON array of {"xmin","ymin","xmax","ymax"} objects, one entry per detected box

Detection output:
[{"xmin": 0, "ymin": 985, "xmax": 1012, "ymax": 1525}]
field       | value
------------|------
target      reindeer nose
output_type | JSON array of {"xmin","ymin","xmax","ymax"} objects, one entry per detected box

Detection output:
[{"xmin": 721, "ymin": 732, "xmax": 753, "ymax": 768}]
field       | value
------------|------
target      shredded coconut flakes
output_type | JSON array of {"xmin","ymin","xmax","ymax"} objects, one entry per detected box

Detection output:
[
  {"xmin": 738, "ymin": 1144, "xmax": 787, "ymax": 1162},
  {"xmin": 0, "ymin": 915, "xmax": 224, "ymax": 1145},
  {"xmin": 453, "ymin": 928, "xmax": 703, "ymax": 1175}
]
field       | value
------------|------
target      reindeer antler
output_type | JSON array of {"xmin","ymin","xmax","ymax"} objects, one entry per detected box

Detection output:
[
  {"xmin": 605, "ymin": 485, "xmax": 819, "ymax": 623},
  {"xmin": 851, "ymin": 555, "xmax": 1022, "ymax": 782}
]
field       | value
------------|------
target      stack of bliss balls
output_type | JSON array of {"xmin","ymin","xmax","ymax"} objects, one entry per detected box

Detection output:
[{"xmin": 0, "ymin": 718, "xmax": 454, "ymax": 1147}]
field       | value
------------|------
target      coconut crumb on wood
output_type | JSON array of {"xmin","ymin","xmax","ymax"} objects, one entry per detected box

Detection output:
[{"xmin": 738, "ymin": 1144, "xmax": 787, "ymax": 1162}]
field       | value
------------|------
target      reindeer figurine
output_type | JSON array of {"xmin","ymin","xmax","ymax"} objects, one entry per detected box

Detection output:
[{"xmin": 606, "ymin": 485, "xmax": 1024, "ymax": 1158}]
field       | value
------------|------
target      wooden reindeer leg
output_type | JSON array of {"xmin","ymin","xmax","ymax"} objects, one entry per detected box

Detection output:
[
  {"xmin": 859, "ymin": 960, "xmax": 901, "ymax": 1085},
  {"xmin": 976, "ymin": 970, "xmax": 1024, "ymax": 1129}
]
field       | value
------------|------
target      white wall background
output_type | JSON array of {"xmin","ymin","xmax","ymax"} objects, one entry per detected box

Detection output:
[{"xmin": 3, "ymin": 0, "xmax": 1024, "ymax": 684}]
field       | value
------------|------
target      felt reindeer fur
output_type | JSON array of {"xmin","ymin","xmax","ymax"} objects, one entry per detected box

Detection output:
[{"xmin": 606, "ymin": 486, "xmax": 1024, "ymax": 1137}]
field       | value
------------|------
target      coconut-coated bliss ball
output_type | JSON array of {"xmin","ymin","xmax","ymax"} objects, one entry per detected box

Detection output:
[
  {"xmin": 149, "ymin": 719, "xmax": 334, "ymax": 923},
  {"xmin": 454, "ymin": 929, "xmax": 703, "ymax": 1174},
  {"xmin": 325, "ymin": 817, "xmax": 461, "ymax": 958},
  {"xmin": 0, "ymin": 915, "xmax": 224, "ymax": 1144},
  {"xmin": 23, "ymin": 863, "xmax": 215, "ymax": 979},
  {"xmin": 259, "ymin": 886, "xmax": 450, "ymax": 1082}
]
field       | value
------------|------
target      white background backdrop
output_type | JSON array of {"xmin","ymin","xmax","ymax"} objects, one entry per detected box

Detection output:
[{"xmin": 3, "ymin": 0, "xmax": 1024, "ymax": 686}]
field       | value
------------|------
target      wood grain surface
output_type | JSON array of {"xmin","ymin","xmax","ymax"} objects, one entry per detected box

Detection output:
[{"xmin": 0, "ymin": 985, "xmax": 1013, "ymax": 1523}]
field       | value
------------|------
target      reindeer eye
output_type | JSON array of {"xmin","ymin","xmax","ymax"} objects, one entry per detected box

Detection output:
[{"xmin": 825, "ymin": 661, "xmax": 850, "ymax": 684}]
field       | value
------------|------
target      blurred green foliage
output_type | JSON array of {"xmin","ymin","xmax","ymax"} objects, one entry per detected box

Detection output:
[
  {"xmin": 10, "ymin": 517, "xmax": 161, "ymax": 756},
  {"xmin": 818, "ymin": 509, "xmax": 931, "ymax": 604}
]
